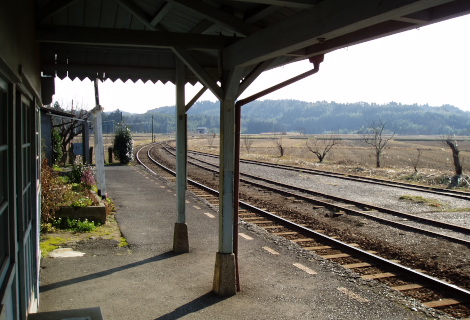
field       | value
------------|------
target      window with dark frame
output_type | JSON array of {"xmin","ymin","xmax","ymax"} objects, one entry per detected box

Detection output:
[{"xmin": 0, "ymin": 77, "xmax": 9, "ymax": 279}]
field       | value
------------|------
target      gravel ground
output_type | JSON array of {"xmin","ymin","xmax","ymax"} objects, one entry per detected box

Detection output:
[
  {"xmin": 153, "ymin": 146, "xmax": 470, "ymax": 317},
  {"xmin": 190, "ymin": 152, "xmax": 470, "ymax": 222}
]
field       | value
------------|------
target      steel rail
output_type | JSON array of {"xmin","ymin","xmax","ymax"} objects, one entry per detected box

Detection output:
[
  {"xmin": 140, "ymin": 143, "xmax": 470, "ymax": 304},
  {"xmin": 161, "ymin": 144, "xmax": 470, "ymax": 245},
  {"xmin": 182, "ymin": 146, "xmax": 470, "ymax": 201}
]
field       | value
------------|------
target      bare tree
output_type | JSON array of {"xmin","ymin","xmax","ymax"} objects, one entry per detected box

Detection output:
[
  {"xmin": 207, "ymin": 131, "xmax": 217, "ymax": 148},
  {"xmin": 51, "ymin": 101, "xmax": 91, "ymax": 165},
  {"xmin": 305, "ymin": 134, "xmax": 340, "ymax": 163},
  {"xmin": 361, "ymin": 118, "xmax": 395, "ymax": 168},
  {"xmin": 243, "ymin": 136, "xmax": 254, "ymax": 153},
  {"xmin": 412, "ymin": 149, "xmax": 423, "ymax": 174},
  {"xmin": 272, "ymin": 137, "xmax": 285, "ymax": 157},
  {"xmin": 443, "ymin": 135, "xmax": 466, "ymax": 187}
]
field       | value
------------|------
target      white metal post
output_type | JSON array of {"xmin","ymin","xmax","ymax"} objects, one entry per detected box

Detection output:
[
  {"xmin": 176, "ymin": 58, "xmax": 186, "ymax": 224},
  {"xmin": 92, "ymin": 79, "xmax": 106, "ymax": 198},
  {"xmin": 218, "ymin": 98, "xmax": 236, "ymax": 254},
  {"xmin": 173, "ymin": 58, "xmax": 189, "ymax": 252},
  {"xmin": 212, "ymin": 68, "xmax": 243, "ymax": 296}
]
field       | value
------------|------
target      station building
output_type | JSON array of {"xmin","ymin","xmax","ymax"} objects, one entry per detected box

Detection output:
[{"xmin": 1, "ymin": 1, "xmax": 469, "ymax": 319}]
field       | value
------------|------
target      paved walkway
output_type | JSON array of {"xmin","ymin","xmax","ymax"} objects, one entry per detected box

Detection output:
[{"xmin": 36, "ymin": 165, "xmax": 443, "ymax": 319}]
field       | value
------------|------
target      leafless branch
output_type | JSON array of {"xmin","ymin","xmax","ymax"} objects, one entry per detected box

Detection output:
[
  {"xmin": 305, "ymin": 134, "xmax": 340, "ymax": 163},
  {"xmin": 361, "ymin": 118, "xmax": 395, "ymax": 168},
  {"xmin": 272, "ymin": 137, "xmax": 285, "ymax": 157}
]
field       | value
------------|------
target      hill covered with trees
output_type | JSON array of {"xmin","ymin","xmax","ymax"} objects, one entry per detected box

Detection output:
[{"xmin": 101, "ymin": 100, "xmax": 470, "ymax": 135}]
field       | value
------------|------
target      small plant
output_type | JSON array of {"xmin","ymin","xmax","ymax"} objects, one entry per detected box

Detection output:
[
  {"xmin": 40, "ymin": 236, "xmax": 68, "ymax": 257},
  {"xmin": 119, "ymin": 237, "xmax": 129, "ymax": 247},
  {"xmin": 52, "ymin": 218, "xmax": 100, "ymax": 232},
  {"xmin": 81, "ymin": 165, "xmax": 96, "ymax": 188},
  {"xmin": 69, "ymin": 164, "xmax": 84, "ymax": 184},
  {"xmin": 71, "ymin": 197, "xmax": 93, "ymax": 208},
  {"xmin": 69, "ymin": 164, "xmax": 96, "ymax": 187},
  {"xmin": 105, "ymin": 198, "xmax": 116, "ymax": 215},
  {"xmin": 399, "ymin": 195, "xmax": 443, "ymax": 207}
]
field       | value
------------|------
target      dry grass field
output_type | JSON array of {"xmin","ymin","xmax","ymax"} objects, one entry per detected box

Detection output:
[
  {"xmin": 84, "ymin": 132, "xmax": 469, "ymax": 188},
  {"xmin": 187, "ymin": 134, "xmax": 470, "ymax": 188}
]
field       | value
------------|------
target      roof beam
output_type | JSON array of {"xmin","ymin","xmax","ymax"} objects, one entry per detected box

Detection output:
[
  {"xmin": 190, "ymin": 20, "xmax": 215, "ymax": 34},
  {"xmin": 234, "ymin": 0, "xmax": 316, "ymax": 9},
  {"xmin": 223, "ymin": 67, "xmax": 244, "ymax": 100},
  {"xmin": 185, "ymin": 87, "xmax": 207, "ymax": 112},
  {"xmin": 37, "ymin": 0, "xmax": 81, "ymax": 23},
  {"xmin": 222, "ymin": 0, "xmax": 454, "ymax": 69},
  {"xmin": 37, "ymin": 26, "xmax": 237, "ymax": 50},
  {"xmin": 115, "ymin": 0, "xmax": 157, "ymax": 30},
  {"xmin": 150, "ymin": 2, "xmax": 173, "ymax": 26},
  {"xmin": 169, "ymin": 0, "xmax": 259, "ymax": 36},
  {"xmin": 301, "ymin": 20, "xmax": 415, "ymax": 59},
  {"xmin": 237, "ymin": 59, "xmax": 275, "ymax": 97},
  {"xmin": 244, "ymin": 5, "xmax": 279, "ymax": 23},
  {"xmin": 172, "ymin": 48, "xmax": 223, "ymax": 100},
  {"xmin": 295, "ymin": 0, "xmax": 470, "ymax": 60}
]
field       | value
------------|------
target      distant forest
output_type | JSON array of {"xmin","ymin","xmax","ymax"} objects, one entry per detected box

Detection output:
[{"xmin": 101, "ymin": 100, "xmax": 470, "ymax": 135}]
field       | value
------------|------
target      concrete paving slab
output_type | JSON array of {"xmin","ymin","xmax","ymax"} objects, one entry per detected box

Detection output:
[
  {"xmin": 49, "ymin": 248, "xmax": 86, "ymax": 258},
  {"xmin": 34, "ymin": 165, "xmax": 445, "ymax": 320}
]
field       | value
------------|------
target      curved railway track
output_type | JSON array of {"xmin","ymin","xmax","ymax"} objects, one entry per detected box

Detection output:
[
  {"xmin": 182, "ymin": 145, "xmax": 470, "ymax": 201},
  {"xmin": 136, "ymin": 142, "xmax": 470, "ymax": 319},
  {"xmin": 162, "ymin": 144, "xmax": 470, "ymax": 247}
]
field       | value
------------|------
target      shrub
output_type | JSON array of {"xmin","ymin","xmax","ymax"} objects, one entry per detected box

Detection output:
[
  {"xmin": 41, "ymin": 159, "xmax": 69, "ymax": 222},
  {"xmin": 69, "ymin": 164, "xmax": 95, "ymax": 188},
  {"xmin": 81, "ymin": 165, "xmax": 96, "ymax": 187},
  {"xmin": 52, "ymin": 128, "xmax": 63, "ymax": 164},
  {"xmin": 69, "ymin": 164, "xmax": 83, "ymax": 183},
  {"xmin": 113, "ymin": 125, "xmax": 134, "ymax": 164}
]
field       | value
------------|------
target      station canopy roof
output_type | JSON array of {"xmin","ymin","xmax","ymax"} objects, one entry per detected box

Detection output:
[{"xmin": 37, "ymin": 0, "xmax": 470, "ymax": 86}]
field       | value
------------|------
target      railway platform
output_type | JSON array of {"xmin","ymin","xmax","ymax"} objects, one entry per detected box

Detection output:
[{"xmin": 36, "ymin": 165, "xmax": 443, "ymax": 320}]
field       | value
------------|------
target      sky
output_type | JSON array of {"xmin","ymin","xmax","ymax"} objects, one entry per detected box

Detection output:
[{"xmin": 53, "ymin": 14, "xmax": 470, "ymax": 113}]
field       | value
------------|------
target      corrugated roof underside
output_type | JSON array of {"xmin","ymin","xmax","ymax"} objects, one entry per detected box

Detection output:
[
  {"xmin": 38, "ymin": 0, "xmax": 303, "ymax": 84},
  {"xmin": 41, "ymin": 44, "xmax": 204, "ymax": 84}
]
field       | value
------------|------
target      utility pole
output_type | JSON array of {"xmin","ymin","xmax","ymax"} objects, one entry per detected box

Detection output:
[
  {"xmin": 152, "ymin": 115, "xmax": 154, "ymax": 142},
  {"xmin": 92, "ymin": 78, "xmax": 106, "ymax": 198}
]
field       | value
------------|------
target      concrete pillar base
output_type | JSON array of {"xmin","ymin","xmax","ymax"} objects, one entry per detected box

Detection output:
[
  {"xmin": 173, "ymin": 223, "xmax": 189, "ymax": 253},
  {"xmin": 212, "ymin": 252, "xmax": 236, "ymax": 296}
]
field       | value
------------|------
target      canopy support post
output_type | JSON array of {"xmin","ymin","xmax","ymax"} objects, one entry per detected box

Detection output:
[
  {"xmin": 173, "ymin": 58, "xmax": 189, "ymax": 253},
  {"xmin": 92, "ymin": 78, "xmax": 106, "ymax": 198},
  {"xmin": 213, "ymin": 67, "xmax": 244, "ymax": 295}
]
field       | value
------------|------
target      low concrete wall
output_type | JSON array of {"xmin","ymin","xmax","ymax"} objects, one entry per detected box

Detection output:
[{"xmin": 57, "ymin": 203, "xmax": 106, "ymax": 224}]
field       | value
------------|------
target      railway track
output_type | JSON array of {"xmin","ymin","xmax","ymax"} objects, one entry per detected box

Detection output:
[
  {"xmin": 137, "ymin": 142, "xmax": 470, "ymax": 319},
  {"xmin": 161, "ymin": 144, "xmax": 470, "ymax": 247},
  {"xmin": 181, "ymin": 145, "xmax": 470, "ymax": 201}
]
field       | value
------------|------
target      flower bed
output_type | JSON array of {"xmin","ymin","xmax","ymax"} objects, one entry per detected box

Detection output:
[
  {"xmin": 41, "ymin": 160, "xmax": 109, "ymax": 231},
  {"xmin": 57, "ymin": 190, "xmax": 107, "ymax": 224}
]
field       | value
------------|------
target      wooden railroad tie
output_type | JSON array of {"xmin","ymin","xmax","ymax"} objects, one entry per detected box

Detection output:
[
  {"xmin": 392, "ymin": 284, "xmax": 423, "ymax": 291},
  {"xmin": 291, "ymin": 238, "xmax": 314, "ymax": 243},
  {"xmin": 239, "ymin": 213, "xmax": 256, "ymax": 217},
  {"xmin": 273, "ymin": 231, "xmax": 298, "ymax": 236},
  {"xmin": 304, "ymin": 245, "xmax": 333, "ymax": 250},
  {"xmin": 342, "ymin": 262, "xmax": 372, "ymax": 269},
  {"xmin": 423, "ymin": 298, "xmax": 462, "ymax": 308},
  {"xmin": 361, "ymin": 272, "xmax": 396, "ymax": 280},
  {"xmin": 321, "ymin": 253, "xmax": 351, "ymax": 259}
]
